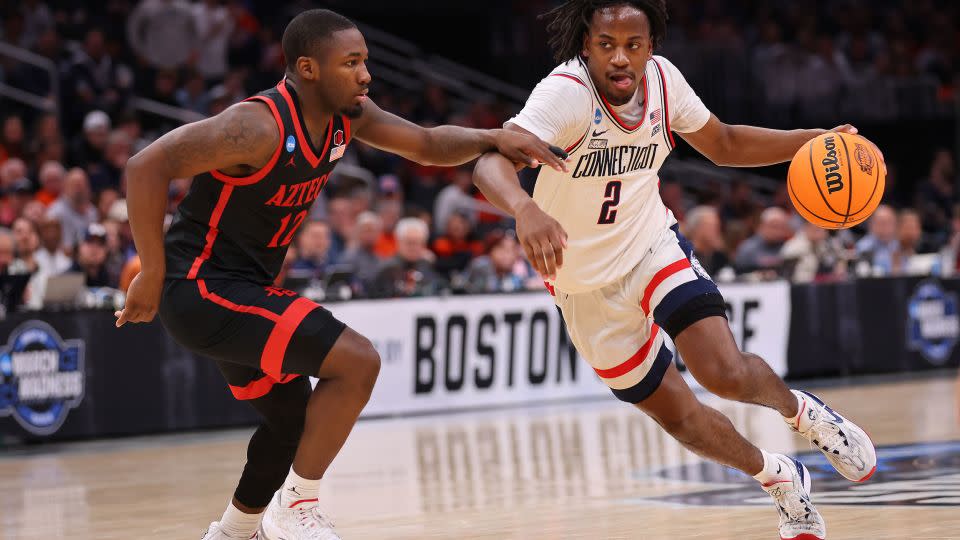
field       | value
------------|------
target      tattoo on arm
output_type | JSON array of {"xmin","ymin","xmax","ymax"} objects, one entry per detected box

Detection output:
[{"xmin": 155, "ymin": 107, "xmax": 269, "ymax": 178}]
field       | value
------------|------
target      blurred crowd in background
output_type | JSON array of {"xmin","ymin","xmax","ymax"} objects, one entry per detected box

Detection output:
[{"xmin": 0, "ymin": 0, "xmax": 957, "ymax": 309}]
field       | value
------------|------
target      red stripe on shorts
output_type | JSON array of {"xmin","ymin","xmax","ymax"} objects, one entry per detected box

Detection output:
[
  {"xmin": 261, "ymin": 297, "xmax": 320, "ymax": 379},
  {"xmin": 640, "ymin": 258, "xmax": 691, "ymax": 315},
  {"xmin": 594, "ymin": 325, "xmax": 661, "ymax": 379},
  {"xmin": 196, "ymin": 279, "xmax": 280, "ymax": 322}
]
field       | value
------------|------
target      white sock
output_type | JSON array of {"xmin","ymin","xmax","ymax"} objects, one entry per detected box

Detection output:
[
  {"xmin": 218, "ymin": 501, "xmax": 262, "ymax": 539},
  {"xmin": 752, "ymin": 449, "xmax": 792, "ymax": 485},
  {"xmin": 784, "ymin": 390, "xmax": 810, "ymax": 431},
  {"xmin": 279, "ymin": 467, "xmax": 321, "ymax": 509}
]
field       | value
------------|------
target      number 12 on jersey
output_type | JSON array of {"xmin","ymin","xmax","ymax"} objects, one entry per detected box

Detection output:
[
  {"xmin": 268, "ymin": 210, "xmax": 308, "ymax": 248},
  {"xmin": 597, "ymin": 180, "xmax": 622, "ymax": 224}
]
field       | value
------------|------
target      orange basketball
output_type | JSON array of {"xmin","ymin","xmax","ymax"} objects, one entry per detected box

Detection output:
[{"xmin": 787, "ymin": 132, "xmax": 885, "ymax": 229}]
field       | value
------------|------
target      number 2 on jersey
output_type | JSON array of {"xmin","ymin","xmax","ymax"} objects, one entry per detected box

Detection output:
[
  {"xmin": 597, "ymin": 180, "xmax": 622, "ymax": 225},
  {"xmin": 268, "ymin": 210, "xmax": 308, "ymax": 248}
]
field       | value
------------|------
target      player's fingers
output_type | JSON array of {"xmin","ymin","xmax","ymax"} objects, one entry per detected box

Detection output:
[
  {"xmin": 554, "ymin": 223, "xmax": 569, "ymax": 248},
  {"xmin": 551, "ymin": 236, "xmax": 564, "ymax": 269},
  {"xmin": 530, "ymin": 142, "xmax": 567, "ymax": 172},
  {"xmin": 833, "ymin": 124, "xmax": 858, "ymax": 134},
  {"xmin": 115, "ymin": 309, "xmax": 129, "ymax": 327},
  {"xmin": 539, "ymin": 240, "xmax": 557, "ymax": 278},
  {"xmin": 522, "ymin": 241, "xmax": 541, "ymax": 274}
]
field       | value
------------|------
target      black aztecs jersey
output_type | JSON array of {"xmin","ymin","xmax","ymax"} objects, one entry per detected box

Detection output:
[{"xmin": 165, "ymin": 79, "xmax": 351, "ymax": 284}]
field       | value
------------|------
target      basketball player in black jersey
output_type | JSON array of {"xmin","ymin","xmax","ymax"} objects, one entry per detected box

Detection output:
[{"xmin": 114, "ymin": 9, "xmax": 566, "ymax": 540}]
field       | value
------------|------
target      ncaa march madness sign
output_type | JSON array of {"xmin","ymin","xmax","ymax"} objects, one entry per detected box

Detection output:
[{"xmin": 0, "ymin": 321, "xmax": 85, "ymax": 435}]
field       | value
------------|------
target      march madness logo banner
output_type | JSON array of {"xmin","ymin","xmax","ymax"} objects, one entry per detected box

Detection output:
[
  {"xmin": 906, "ymin": 279, "xmax": 960, "ymax": 366},
  {"xmin": 0, "ymin": 321, "xmax": 85, "ymax": 436}
]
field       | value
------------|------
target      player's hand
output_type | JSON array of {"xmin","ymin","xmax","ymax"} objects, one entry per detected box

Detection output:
[
  {"xmin": 115, "ymin": 270, "xmax": 164, "ymax": 327},
  {"xmin": 515, "ymin": 199, "xmax": 568, "ymax": 280},
  {"xmin": 493, "ymin": 129, "xmax": 568, "ymax": 173}
]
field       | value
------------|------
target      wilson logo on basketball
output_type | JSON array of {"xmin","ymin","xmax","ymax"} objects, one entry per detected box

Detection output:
[
  {"xmin": 821, "ymin": 135, "xmax": 844, "ymax": 194},
  {"xmin": 854, "ymin": 143, "xmax": 874, "ymax": 174}
]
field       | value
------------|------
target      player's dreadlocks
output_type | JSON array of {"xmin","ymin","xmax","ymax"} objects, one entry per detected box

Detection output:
[{"xmin": 540, "ymin": 0, "xmax": 668, "ymax": 63}]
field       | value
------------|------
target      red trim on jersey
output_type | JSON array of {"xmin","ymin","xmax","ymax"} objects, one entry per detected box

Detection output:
[
  {"xmin": 652, "ymin": 59, "xmax": 676, "ymax": 148},
  {"xmin": 277, "ymin": 80, "xmax": 333, "ymax": 168},
  {"xmin": 594, "ymin": 325, "xmax": 660, "ymax": 379},
  {"xmin": 550, "ymin": 73, "xmax": 587, "ymax": 87},
  {"xmin": 640, "ymin": 258, "xmax": 692, "ymax": 314},
  {"xmin": 196, "ymin": 279, "xmax": 281, "ymax": 322},
  {"xmin": 228, "ymin": 373, "xmax": 301, "ymax": 400},
  {"xmin": 209, "ymin": 97, "xmax": 285, "ymax": 186},
  {"xmin": 342, "ymin": 115, "xmax": 351, "ymax": 145},
  {"xmin": 187, "ymin": 184, "xmax": 235, "ymax": 279},
  {"xmin": 229, "ymin": 375, "xmax": 278, "ymax": 400},
  {"xmin": 565, "ymin": 130, "xmax": 587, "ymax": 153},
  {"xmin": 599, "ymin": 72, "xmax": 648, "ymax": 131},
  {"xmin": 261, "ymin": 297, "xmax": 319, "ymax": 379}
]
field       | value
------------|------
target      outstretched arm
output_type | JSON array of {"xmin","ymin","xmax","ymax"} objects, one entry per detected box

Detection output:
[
  {"xmin": 473, "ymin": 123, "xmax": 568, "ymax": 279},
  {"xmin": 680, "ymin": 115, "xmax": 866, "ymax": 167},
  {"xmin": 352, "ymin": 98, "xmax": 567, "ymax": 171},
  {"xmin": 117, "ymin": 102, "xmax": 278, "ymax": 326}
]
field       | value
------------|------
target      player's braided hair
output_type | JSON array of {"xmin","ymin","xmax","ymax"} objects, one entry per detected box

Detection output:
[{"xmin": 540, "ymin": 0, "xmax": 668, "ymax": 63}]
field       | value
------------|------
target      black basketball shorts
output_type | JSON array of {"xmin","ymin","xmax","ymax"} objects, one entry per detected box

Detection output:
[{"xmin": 159, "ymin": 278, "xmax": 346, "ymax": 400}]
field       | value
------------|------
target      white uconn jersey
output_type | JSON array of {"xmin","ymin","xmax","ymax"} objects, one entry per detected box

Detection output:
[{"xmin": 510, "ymin": 55, "xmax": 710, "ymax": 293}]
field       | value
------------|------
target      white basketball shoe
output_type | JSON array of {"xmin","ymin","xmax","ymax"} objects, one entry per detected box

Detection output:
[
  {"xmin": 259, "ymin": 491, "xmax": 341, "ymax": 540},
  {"xmin": 200, "ymin": 522, "xmax": 259, "ymax": 539},
  {"xmin": 762, "ymin": 454, "xmax": 826, "ymax": 540},
  {"xmin": 787, "ymin": 390, "xmax": 877, "ymax": 482}
]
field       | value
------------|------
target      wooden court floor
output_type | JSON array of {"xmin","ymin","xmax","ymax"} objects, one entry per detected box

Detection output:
[{"xmin": 2, "ymin": 376, "xmax": 960, "ymax": 539}]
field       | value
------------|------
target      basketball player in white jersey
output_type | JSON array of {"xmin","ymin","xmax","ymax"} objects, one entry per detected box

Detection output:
[{"xmin": 474, "ymin": 2, "xmax": 879, "ymax": 539}]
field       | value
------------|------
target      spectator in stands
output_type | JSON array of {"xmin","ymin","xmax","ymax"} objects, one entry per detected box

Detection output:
[
  {"xmin": 463, "ymin": 230, "xmax": 539, "ymax": 293},
  {"xmin": 433, "ymin": 167, "xmax": 476, "ymax": 235},
  {"xmin": 374, "ymin": 198, "xmax": 402, "ymax": 258},
  {"xmin": 855, "ymin": 204, "xmax": 898, "ymax": 275},
  {"xmin": 21, "ymin": 200, "xmax": 45, "ymax": 224},
  {"xmin": 326, "ymin": 196, "xmax": 354, "ymax": 263},
  {"xmin": 683, "ymin": 205, "xmax": 730, "ymax": 276},
  {"xmin": 781, "ymin": 221, "xmax": 847, "ymax": 283},
  {"xmin": 432, "ymin": 210, "xmax": 482, "ymax": 278},
  {"xmin": 0, "ymin": 228, "xmax": 16, "ymax": 275},
  {"xmin": 893, "ymin": 209, "xmax": 925, "ymax": 274},
  {"xmin": 35, "ymin": 218, "xmax": 71, "ymax": 277},
  {"xmin": 0, "ymin": 158, "xmax": 27, "ymax": 192},
  {"xmin": 1, "ymin": 178, "xmax": 34, "ymax": 228},
  {"xmin": 126, "ymin": 0, "xmax": 199, "ymax": 70},
  {"xmin": 69, "ymin": 110, "xmax": 110, "ymax": 170},
  {"xmin": 734, "ymin": 207, "xmax": 794, "ymax": 275},
  {"xmin": 46, "ymin": 167, "xmax": 97, "ymax": 252},
  {"xmin": 289, "ymin": 220, "xmax": 334, "ymax": 280},
  {"xmin": 722, "ymin": 179, "xmax": 758, "ymax": 223},
  {"xmin": 62, "ymin": 28, "xmax": 132, "ymax": 130},
  {"xmin": 35, "ymin": 160, "xmax": 64, "ymax": 207},
  {"xmin": 176, "ymin": 72, "xmax": 211, "ymax": 114},
  {"xmin": 915, "ymin": 149, "xmax": 955, "ymax": 247},
  {"xmin": 1, "ymin": 115, "xmax": 26, "ymax": 162},
  {"xmin": 339, "ymin": 211, "xmax": 383, "ymax": 290},
  {"xmin": 70, "ymin": 223, "xmax": 111, "ymax": 287},
  {"xmin": 12, "ymin": 217, "xmax": 40, "ymax": 277},
  {"xmin": 367, "ymin": 217, "xmax": 440, "ymax": 298},
  {"xmin": 88, "ymin": 130, "xmax": 132, "ymax": 193},
  {"xmin": 192, "ymin": 0, "xmax": 234, "ymax": 82}
]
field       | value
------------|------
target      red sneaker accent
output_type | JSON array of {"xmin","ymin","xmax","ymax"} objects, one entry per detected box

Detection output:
[
  {"xmin": 782, "ymin": 534, "xmax": 825, "ymax": 540},
  {"xmin": 856, "ymin": 463, "xmax": 878, "ymax": 483},
  {"xmin": 288, "ymin": 497, "xmax": 319, "ymax": 508}
]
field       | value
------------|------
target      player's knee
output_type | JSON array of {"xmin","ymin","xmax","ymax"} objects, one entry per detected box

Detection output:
[{"xmin": 350, "ymin": 335, "xmax": 380, "ymax": 398}]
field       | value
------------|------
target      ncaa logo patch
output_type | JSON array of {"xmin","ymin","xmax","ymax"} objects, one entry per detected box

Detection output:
[
  {"xmin": 907, "ymin": 279, "xmax": 959, "ymax": 365},
  {"xmin": 594, "ymin": 108, "xmax": 602, "ymax": 125},
  {"xmin": 0, "ymin": 321, "xmax": 85, "ymax": 436},
  {"xmin": 285, "ymin": 135, "xmax": 296, "ymax": 153}
]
